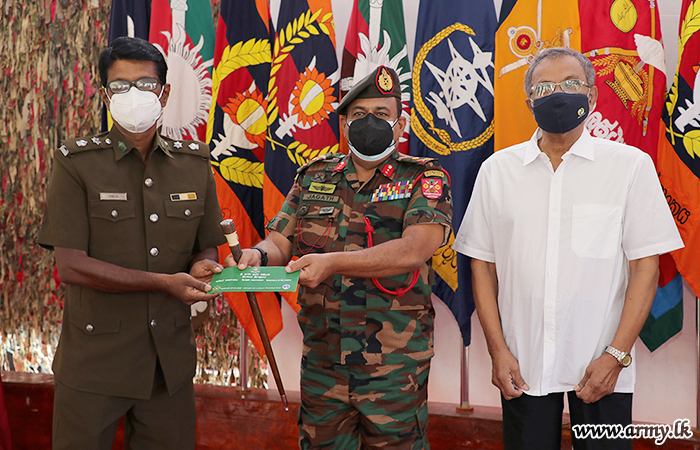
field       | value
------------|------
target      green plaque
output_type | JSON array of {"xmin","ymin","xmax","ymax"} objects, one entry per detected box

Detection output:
[{"xmin": 209, "ymin": 267, "xmax": 299, "ymax": 292}]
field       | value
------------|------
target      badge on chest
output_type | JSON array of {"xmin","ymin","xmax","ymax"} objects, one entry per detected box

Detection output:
[{"xmin": 371, "ymin": 180, "xmax": 413, "ymax": 202}]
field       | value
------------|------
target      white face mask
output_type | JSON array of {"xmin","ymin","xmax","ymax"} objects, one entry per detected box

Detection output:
[{"xmin": 108, "ymin": 87, "xmax": 163, "ymax": 134}]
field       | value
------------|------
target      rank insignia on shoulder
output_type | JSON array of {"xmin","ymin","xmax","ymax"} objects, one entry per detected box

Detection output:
[
  {"xmin": 309, "ymin": 182, "xmax": 336, "ymax": 194},
  {"xmin": 371, "ymin": 180, "xmax": 413, "ymax": 202},
  {"xmin": 332, "ymin": 160, "xmax": 347, "ymax": 172},
  {"xmin": 421, "ymin": 178, "xmax": 443, "ymax": 199},
  {"xmin": 170, "ymin": 192, "xmax": 197, "ymax": 201},
  {"xmin": 59, "ymin": 145, "xmax": 69, "ymax": 156},
  {"xmin": 76, "ymin": 140, "xmax": 88, "ymax": 147},
  {"xmin": 189, "ymin": 143, "xmax": 199, "ymax": 151},
  {"xmin": 105, "ymin": 138, "xmax": 112, "ymax": 145},
  {"xmin": 174, "ymin": 141, "xmax": 183, "ymax": 149},
  {"xmin": 381, "ymin": 164, "xmax": 395, "ymax": 178},
  {"xmin": 91, "ymin": 137, "xmax": 101, "ymax": 145},
  {"xmin": 423, "ymin": 170, "xmax": 444, "ymax": 178}
]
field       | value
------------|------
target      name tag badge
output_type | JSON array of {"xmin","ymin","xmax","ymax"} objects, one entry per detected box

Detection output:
[
  {"xmin": 170, "ymin": 192, "xmax": 198, "ymax": 201},
  {"xmin": 309, "ymin": 182, "xmax": 336, "ymax": 194},
  {"xmin": 319, "ymin": 206, "xmax": 335, "ymax": 215},
  {"xmin": 301, "ymin": 193, "xmax": 340, "ymax": 203},
  {"xmin": 99, "ymin": 192, "xmax": 128, "ymax": 201}
]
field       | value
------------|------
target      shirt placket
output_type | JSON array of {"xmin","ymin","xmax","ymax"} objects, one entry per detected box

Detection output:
[{"xmin": 541, "ymin": 156, "xmax": 563, "ymax": 392}]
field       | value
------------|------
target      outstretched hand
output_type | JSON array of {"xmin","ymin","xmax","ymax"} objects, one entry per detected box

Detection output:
[
  {"xmin": 166, "ymin": 272, "xmax": 220, "ymax": 305},
  {"xmin": 286, "ymin": 254, "xmax": 333, "ymax": 288}
]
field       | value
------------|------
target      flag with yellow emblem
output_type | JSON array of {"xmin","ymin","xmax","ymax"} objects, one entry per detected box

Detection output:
[
  {"xmin": 493, "ymin": 0, "xmax": 581, "ymax": 150},
  {"xmin": 264, "ymin": 0, "xmax": 340, "ymax": 236},
  {"xmin": 410, "ymin": 0, "xmax": 497, "ymax": 345},
  {"xmin": 207, "ymin": 0, "xmax": 281, "ymax": 355}
]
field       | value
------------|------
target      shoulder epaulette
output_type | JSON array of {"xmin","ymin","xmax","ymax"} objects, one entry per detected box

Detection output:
[
  {"xmin": 395, "ymin": 154, "xmax": 438, "ymax": 166},
  {"xmin": 296, "ymin": 152, "xmax": 344, "ymax": 174},
  {"xmin": 58, "ymin": 131, "xmax": 111, "ymax": 156},
  {"xmin": 160, "ymin": 136, "xmax": 210, "ymax": 158}
]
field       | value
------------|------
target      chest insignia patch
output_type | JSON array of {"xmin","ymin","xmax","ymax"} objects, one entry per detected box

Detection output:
[
  {"xmin": 332, "ymin": 161, "xmax": 347, "ymax": 172},
  {"xmin": 423, "ymin": 170, "xmax": 444, "ymax": 178},
  {"xmin": 381, "ymin": 164, "xmax": 395, "ymax": 178},
  {"xmin": 309, "ymin": 182, "xmax": 336, "ymax": 194},
  {"xmin": 301, "ymin": 193, "xmax": 340, "ymax": 203},
  {"xmin": 170, "ymin": 192, "xmax": 198, "ymax": 201},
  {"xmin": 310, "ymin": 172, "xmax": 326, "ymax": 183},
  {"xmin": 371, "ymin": 180, "xmax": 413, "ymax": 202},
  {"xmin": 421, "ymin": 178, "xmax": 443, "ymax": 199},
  {"xmin": 100, "ymin": 192, "xmax": 128, "ymax": 201},
  {"xmin": 298, "ymin": 204, "xmax": 310, "ymax": 216}
]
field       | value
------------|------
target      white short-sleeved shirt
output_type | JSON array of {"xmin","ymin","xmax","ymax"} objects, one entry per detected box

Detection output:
[{"xmin": 453, "ymin": 128, "xmax": 684, "ymax": 396}]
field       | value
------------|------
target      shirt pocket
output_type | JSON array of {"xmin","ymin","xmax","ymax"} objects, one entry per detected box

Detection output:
[
  {"xmin": 571, "ymin": 204, "xmax": 623, "ymax": 259},
  {"xmin": 164, "ymin": 200, "xmax": 206, "ymax": 254},
  {"xmin": 89, "ymin": 200, "xmax": 137, "ymax": 256},
  {"xmin": 296, "ymin": 203, "xmax": 340, "ymax": 254}
]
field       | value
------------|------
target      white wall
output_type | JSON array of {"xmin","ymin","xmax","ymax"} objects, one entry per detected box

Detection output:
[{"xmin": 267, "ymin": 0, "xmax": 696, "ymax": 427}]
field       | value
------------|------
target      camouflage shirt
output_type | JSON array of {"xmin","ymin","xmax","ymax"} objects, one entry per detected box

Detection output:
[{"xmin": 268, "ymin": 151, "xmax": 452, "ymax": 365}]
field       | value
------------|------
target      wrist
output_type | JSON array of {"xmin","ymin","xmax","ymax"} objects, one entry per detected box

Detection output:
[{"xmin": 251, "ymin": 246, "xmax": 268, "ymax": 266}]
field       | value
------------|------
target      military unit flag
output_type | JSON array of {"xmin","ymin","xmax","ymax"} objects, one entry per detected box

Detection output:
[{"xmin": 410, "ymin": 0, "xmax": 497, "ymax": 345}]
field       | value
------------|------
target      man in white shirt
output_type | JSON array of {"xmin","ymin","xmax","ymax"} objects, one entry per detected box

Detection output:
[{"xmin": 453, "ymin": 47, "xmax": 683, "ymax": 450}]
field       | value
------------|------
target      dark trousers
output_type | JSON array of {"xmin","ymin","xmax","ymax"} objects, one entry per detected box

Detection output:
[
  {"xmin": 52, "ymin": 361, "xmax": 196, "ymax": 450},
  {"xmin": 502, "ymin": 391, "xmax": 632, "ymax": 450}
]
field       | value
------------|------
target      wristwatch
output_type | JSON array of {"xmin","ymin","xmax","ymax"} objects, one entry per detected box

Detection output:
[
  {"xmin": 251, "ymin": 247, "xmax": 268, "ymax": 267},
  {"xmin": 605, "ymin": 345, "xmax": 632, "ymax": 368}
]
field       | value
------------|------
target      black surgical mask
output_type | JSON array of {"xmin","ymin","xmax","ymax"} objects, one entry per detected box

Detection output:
[
  {"xmin": 531, "ymin": 92, "xmax": 590, "ymax": 134},
  {"xmin": 347, "ymin": 113, "xmax": 398, "ymax": 162}
]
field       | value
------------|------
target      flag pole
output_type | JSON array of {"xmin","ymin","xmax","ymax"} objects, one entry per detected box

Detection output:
[
  {"xmin": 238, "ymin": 325, "xmax": 250, "ymax": 393},
  {"xmin": 457, "ymin": 339, "xmax": 473, "ymax": 412}
]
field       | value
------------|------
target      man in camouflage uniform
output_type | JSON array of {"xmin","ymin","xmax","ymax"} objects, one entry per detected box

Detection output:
[{"xmin": 232, "ymin": 66, "xmax": 453, "ymax": 449}]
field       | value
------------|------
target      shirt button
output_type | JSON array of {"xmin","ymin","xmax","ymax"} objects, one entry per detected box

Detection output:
[
  {"xmin": 144, "ymin": 178, "xmax": 154, "ymax": 187},
  {"xmin": 85, "ymin": 324, "xmax": 94, "ymax": 332},
  {"xmin": 184, "ymin": 209, "xmax": 191, "ymax": 217},
  {"xmin": 111, "ymin": 210, "xmax": 118, "ymax": 218},
  {"xmin": 426, "ymin": 210, "xmax": 434, "ymax": 219},
  {"xmin": 150, "ymin": 319, "xmax": 157, "ymax": 327},
  {"xmin": 149, "ymin": 247, "xmax": 159, "ymax": 257},
  {"xmin": 546, "ymin": 304, "xmax": 553, "ymax": 309},
  {"xmin": 149, "ymin": 214, "xmax": 159, "ymax": 223}
]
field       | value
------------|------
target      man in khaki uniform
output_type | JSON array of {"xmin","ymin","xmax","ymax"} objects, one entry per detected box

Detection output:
[{"xmin": 38, "ymin": 37, "xmax": 226, "ymax": 450}]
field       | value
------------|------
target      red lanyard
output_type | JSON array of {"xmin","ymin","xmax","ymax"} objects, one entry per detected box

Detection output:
[
  {"xmin": 296, "ymin": 217, "xmax": 333, "ymax": 255},
  {"xmin": 363, "ymin": 216, "xmax": 420, "ymax": 298}
]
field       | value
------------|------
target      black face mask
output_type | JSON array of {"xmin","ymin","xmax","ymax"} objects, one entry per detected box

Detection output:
[
  {"xmin": 347, "ymin": 113, "xmax": 397, "ymax": 162},
  {"xmin": 532, "ymin": 92, "xmax": 590, "ymax": 134}
]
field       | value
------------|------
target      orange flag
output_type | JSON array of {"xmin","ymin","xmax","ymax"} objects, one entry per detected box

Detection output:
[{"xmin": 494, "ymin": 0, "xmax": 581, "ymax": 150}]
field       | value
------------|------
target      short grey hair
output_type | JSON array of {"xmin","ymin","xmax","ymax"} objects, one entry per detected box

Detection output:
[{"xmin": 523, "ymin": 47, "xmax": 596, "ymax": 97}]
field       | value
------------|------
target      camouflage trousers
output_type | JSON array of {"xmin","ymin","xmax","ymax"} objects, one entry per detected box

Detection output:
[{"xmin": 298, "ymin": 357, "xmax": 431, "ymax": 450}]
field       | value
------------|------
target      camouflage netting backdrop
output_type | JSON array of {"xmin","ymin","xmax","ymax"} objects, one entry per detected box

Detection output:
[{"xmin": 0, "ymin": 0, "xmax": 266, "ymax": 389}]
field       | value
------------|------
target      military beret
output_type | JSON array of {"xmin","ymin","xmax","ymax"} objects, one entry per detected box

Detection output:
[{"xmin": 336, "ymin": 65, "xmax": 401, "ymax": 116}]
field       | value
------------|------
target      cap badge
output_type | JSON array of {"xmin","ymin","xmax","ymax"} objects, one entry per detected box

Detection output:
[{"xmin": 376, "ymin": 67, "xmax": 394, "ymax": 94}]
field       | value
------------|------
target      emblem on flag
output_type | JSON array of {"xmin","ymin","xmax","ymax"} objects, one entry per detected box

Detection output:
[{"xmin": 421, "ymin": 178, "xmax": 443, "ymax": 199}]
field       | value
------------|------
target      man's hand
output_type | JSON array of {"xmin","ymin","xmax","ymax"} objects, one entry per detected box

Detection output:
[
  {"xmin": 190, "ymin": 259, "xmax": 223, "ymax": 283},
  {"xmin": 165, "ymin": 272, "xmax": 219, "ymax": 305},
  {"xmin": 491, "ymin": 348, "xmax": 530, "ymax": 400},
  {"xmin": 574, "ymin": 354, "xmax": 622, "ymax": 403},
  {"xmin": 223, "ymin": 248, "xmax": 262, "ymax": 270},
  {"xmin": 286, "ymin": 253, "xmax": 334, "ymax": 288}
]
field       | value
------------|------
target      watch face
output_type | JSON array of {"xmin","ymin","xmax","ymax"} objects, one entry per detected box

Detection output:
[{"xmin": 621, "ymin": 354, "xmax": 632, "ymax": 367}]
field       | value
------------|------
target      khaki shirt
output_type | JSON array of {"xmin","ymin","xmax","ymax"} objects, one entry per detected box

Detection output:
[
  {"xmin": 38, "ymin": 127, "xmax": 225, "ymax": 399},
  {"xmin": 269, "ymin": 151, "xmax": 453, "ymax": 365}
]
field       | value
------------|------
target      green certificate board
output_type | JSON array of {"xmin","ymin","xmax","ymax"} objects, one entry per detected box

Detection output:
[{"xmin": 209, "ymin": 267, "xmax": 299, "ymax": 292}]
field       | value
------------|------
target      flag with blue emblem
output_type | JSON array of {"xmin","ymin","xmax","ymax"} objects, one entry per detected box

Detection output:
[
  {"xmin": 410, "ymin": 0, "xmax": 497, "ymax": 346},
  {"xmin": 206, "ymin": 0, "xmax": 282, "ymax": 355}
]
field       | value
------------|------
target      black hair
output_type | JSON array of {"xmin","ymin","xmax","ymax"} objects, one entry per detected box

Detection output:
[{"xmin": 98, "ymin": 36, "xmax": 167, "ymax": 87}]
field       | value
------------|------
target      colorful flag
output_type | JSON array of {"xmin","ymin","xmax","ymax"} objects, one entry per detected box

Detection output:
[
  {"xmin": 103, "ymin": 0, "xmax": 151, "ymax": 131},
  {"xmin": 656, "ymin": 0, "xmax": 700, "ymax": 324},
  {"xmin": 580, "ymin": 0, "xmax": 681, "ymax": 352},
  {"xmin": 149, "ymin": 0, "xmax": 215, "ymax": 142},
  {"xmin": 493, "ymin": 0, "xmax": 581, "ymax": 150},
  {"xmin": 207, "ymin": 0, "xmax": 279, "ymax": 355},
  {"xmin": 340, "ymin": 0, "xmax": 411, "ymax": 153},
  {"xmin": 264, "ymin": 0, "xmax": 340, "ymax": 228},
  {"xmin": 580, "ymin": 0, "xmax": 666, "ymax": 162},
  {"xmin": 410, "ymin": 0, "xmax": 497, "ymax": 346}
]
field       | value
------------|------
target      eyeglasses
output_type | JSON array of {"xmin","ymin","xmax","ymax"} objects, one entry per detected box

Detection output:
[
  {"xmin": 106, "ymin": 77, "xmax": 160, "ymax": 94},
  {"xmin": 530, "ymin": 79, "xmax": 589, "ymax": 99}
]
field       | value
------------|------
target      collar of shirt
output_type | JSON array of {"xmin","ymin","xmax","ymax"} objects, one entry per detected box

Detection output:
[
  {"xmin": 523, "ymin": 128, "xmax": 596, "ymax": 166},
  {"xmin": 109, "ymin": 127, "xmax": 173, "ymax": 162}
]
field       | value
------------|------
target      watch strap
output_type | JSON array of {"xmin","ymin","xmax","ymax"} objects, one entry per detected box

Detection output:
[
  {"xmin": 251, "ymin": 247, "xmax": 268, "ymax": 266},
  {"xmin": 604, "ymin": 345, "xmax": 630, "ymax": 367}
]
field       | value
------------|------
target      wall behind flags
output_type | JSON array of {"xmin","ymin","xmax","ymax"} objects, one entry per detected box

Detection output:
[{"xmin": 268, "ymin": 0, "xmax": 697, "ymax": 428}]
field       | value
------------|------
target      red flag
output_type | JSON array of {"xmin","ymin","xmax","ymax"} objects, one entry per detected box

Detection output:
[{"xmin": 207, "ymin": 0, "xmax": 282, "ymax": 355}]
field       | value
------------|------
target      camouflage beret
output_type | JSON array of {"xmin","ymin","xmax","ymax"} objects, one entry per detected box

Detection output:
[{"xmin": 336, "ymin": 65, "xmax": 401, "ymax": 116}]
